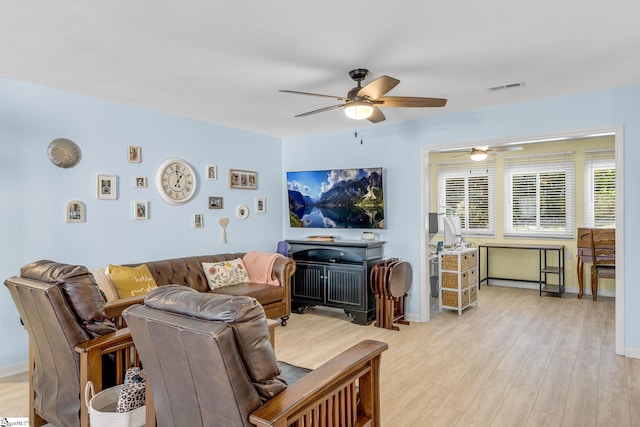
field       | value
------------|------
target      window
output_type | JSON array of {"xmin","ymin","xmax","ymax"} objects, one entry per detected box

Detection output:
[
  {"xmin": 584, "ymin": 150, "xmax": 615, "ymax": 228},
  {"xmin": 437, "ymin": 163, "xmax": 495, "ymax": 236},
  {"xmin": 503, "ymin": 155, "xmax": 575, "ymax": 238}
]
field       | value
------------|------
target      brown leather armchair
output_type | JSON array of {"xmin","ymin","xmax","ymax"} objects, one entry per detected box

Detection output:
[
  {"xmin": 4, "ymin": 260, "xmax": 142, "ymax": 427},
  {"xmin": 123, "ymin": 285, "xmax": 388, "ymax": 427}
]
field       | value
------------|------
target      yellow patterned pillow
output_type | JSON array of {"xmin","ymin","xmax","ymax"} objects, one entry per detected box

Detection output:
[
  {"xmin": 108, "ymin": 264, "xmax": 158, "ymax": 298},
  {"xmin": 202, "ymin": 259, "xmax": 249, "ymax": 290}
]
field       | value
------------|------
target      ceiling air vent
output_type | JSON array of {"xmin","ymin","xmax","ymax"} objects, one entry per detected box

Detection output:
[{"xmin": 489, "ymin": 82, "xmax": 524, "ymax": 91}]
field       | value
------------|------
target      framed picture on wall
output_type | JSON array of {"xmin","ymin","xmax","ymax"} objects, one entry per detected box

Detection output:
[
  {"xmin": 255, "ymin": 196, "xmax": 266, "ymax": 214},
  {"xmin": 66, "ymin": 201, "xmax": 85, "ymax": 223},
  {"xmin": 193, "ymin": 214, "xmax": 204, "ymax": 228},
  {"xmin": 207, "ymin": 165, "xmax": 217, "ymax": 180},
  {"xmin": 97, "ymin": 174, "xmax": 117, "ymax": 200},
  {"xmin": 134, "ymin": 176, "xmax": 147, "ymax": 188},
  {"xmin": 229, "ymin": 169, "xmax": 257, "ymax": 190},
  {"xmin": 134, "ymin": 201, "xmax": 149, "ymax": 220},
  {"xmin": 128, "ymin": 146, "xmax": 141, "ymax": 163},
  {"xmin": 209, "ymin": 196, "xmax": 223, "ymax": 209}
]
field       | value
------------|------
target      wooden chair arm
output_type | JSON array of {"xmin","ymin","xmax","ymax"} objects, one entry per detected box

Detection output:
[
  {"xmin": 267, "ymin": 318, "xmax": 277, "ymax": 348},
  {"xmin": 75, "ymin": 328, "xmax": 137, "ymax": 427},
  {"xmin": 250, "ymin": 339, "xmax": 388, "ymax": 427},
  {"xmin": 104, "ymin": 295, "xmax": 146, "ymax": 319},
  {"xmin": 74, "ymin": 327, "xmax": 134, "ymax": 355}
]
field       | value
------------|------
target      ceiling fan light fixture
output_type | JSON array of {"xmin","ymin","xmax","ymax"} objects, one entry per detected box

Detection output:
[
  {"xmin": 470, "ymin": 149, "xmax": 488, "ymax": 161},
  {"xmin": 344, "ymin": 101, "xmax": 373, "ymax": 120}
]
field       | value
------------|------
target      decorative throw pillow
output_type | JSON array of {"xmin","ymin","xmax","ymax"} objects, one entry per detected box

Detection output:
[
  {"xmin": 202, "ymin": 258, "xmax": 249, "ymax": 290},
  {"xmin": 108, "ymin": 264, "xmax": 158, "ymax": 298},
  {"xmin": 89, "ymin": 267, "xmax": 119, "ymax": 302},
  {"xmin": 116, "ymin": 367, "xmax": 146, "ymax": 413}
]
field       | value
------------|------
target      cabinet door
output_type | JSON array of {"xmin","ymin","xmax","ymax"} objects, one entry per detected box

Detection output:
[
  {"xmin": 292, "ymin": 262, "xmax": 324, "ymax": 304},
  {"xmin": 326, "ymin": 264, "xmax": 365, "ymax": 308}
]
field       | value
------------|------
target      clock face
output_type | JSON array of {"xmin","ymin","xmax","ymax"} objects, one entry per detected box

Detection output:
[{"xmin": 156, "ymin": 158, "xmax": 197, "ymax": 205}]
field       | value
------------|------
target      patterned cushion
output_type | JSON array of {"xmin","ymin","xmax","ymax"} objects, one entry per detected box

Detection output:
[{"xmin": 202, "ymin": 258, "xmax": 249, "ymax": 290}]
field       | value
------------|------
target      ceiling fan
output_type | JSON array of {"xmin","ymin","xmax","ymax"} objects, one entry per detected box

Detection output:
[
  {"xmin": 280, "ymin": 68, "xmax": 447, "ymax": 123},
  {"xmin": 451, "ymin": 146, "xmax": 524, "ymax": 161}
]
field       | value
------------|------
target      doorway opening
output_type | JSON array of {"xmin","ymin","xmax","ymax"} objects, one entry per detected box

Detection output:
[{"xmin": 419, "ymin": 126, "xmax": 624, "ymax": 355}]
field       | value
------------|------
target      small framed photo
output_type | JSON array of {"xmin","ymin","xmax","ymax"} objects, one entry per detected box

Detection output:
[
  {"xmin": 236, "ymin": 204, "xmax": 249, "ymax": 219},
  {"xmin": 255, "ymin": 196, "xmax": 266, "ymax": 214},
  {"xmin": 134, "ymin": 201, "xmax": 149, "ymax": 220},
  {"xmin": 128, "ymin": 146, "xmax": 141, "ymax": 163},
  {"xmin": 229, "ymin": 169, "xmax": 257, "ymax": 190},
  {"xmin": 97, "ymin": 174, "xmax": 117, "ymax": 200},
  {"xmin": 134, "ymin": 176, "xmax": 147, "ymax": 188},
  {"xmin": 66, "ymin": 201, "xmax": 85, "ymax": 223},
  {"xmin": 208, "ymin": 196, "xmax": 223, "ymax": 209},
  {"xmin": 194, "ymin": 214, "xmax": 204, "ymax": 228},
  {"xmin": 207, "ymin": 165, "xmax": 217, "ymax": 180}
]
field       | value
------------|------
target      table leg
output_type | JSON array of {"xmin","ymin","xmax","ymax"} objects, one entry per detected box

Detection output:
[
  {"xmin": 478, "ymin": 247, "xmax": 481, "ymax": 289},
  {"xmin": 577, "ymin": 256, "xmax": 583, "ymax": 299},
  {"xmin": 485, "ymin": 247, "xmax": 489, "ymax": 286},
  {"xmin": 539, "ymin": 249, "xmax": 543, "ymax": 296},
  {"xmin": 558, "ymin": 248, "xmax": 563, "ymax": 298}
]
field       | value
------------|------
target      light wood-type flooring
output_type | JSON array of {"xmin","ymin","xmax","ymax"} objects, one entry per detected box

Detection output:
[{"xmin": 2, "ymin": 285, "xmax": 639, "ymax": 426}]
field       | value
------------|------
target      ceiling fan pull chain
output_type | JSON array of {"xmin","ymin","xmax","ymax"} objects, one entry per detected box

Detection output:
[{"xmin": 354, "ymin": 129, "xmax": 364, "ymax": 144}]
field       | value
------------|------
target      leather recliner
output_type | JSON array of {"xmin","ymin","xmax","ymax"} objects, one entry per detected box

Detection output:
[
  {"xmin": 124, "ymin": 285, "xmax": 388, "ymax": 427},
  {"xmin": 4, "ymin": 260, "xmax": 140, "ymax": 427}
]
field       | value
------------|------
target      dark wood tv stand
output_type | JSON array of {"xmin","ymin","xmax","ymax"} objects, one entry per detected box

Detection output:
[{"xmin": 287, "ymin": 239, "xmax": 385, "ymax": 325}]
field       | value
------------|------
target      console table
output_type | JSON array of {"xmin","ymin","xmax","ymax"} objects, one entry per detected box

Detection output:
[
  {"xmin": 478, "ymin": 243, "xmax": 565, "ymax": 297},
  {"xmin": 287, "ymin": 239, "xmax": 385, "ymax": 325}
]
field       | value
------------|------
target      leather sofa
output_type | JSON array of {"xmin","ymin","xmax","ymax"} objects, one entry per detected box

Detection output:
[{"xmin": 122, "ymin": 253, "xmax": 295, "ymax": 325}]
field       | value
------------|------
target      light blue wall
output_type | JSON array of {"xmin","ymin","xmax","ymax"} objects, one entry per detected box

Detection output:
[
  {"xmin": 0, "ymin": 78, "xmax": 283, "ymax": 369},
  {"xmin": 283, "ymin": 85, "xmax": 639, "ymax": 352},
  {"xmin": 2, "ymin": 76, "xmax": 639, "ymax": 370}
]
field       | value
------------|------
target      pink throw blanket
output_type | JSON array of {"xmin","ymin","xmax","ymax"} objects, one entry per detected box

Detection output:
[{"xmin": 243, "ymin": 251, "xmax": 282, "ymax": 286}]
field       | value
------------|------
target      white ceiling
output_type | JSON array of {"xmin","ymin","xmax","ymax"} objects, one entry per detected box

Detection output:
[{"xmin": 2, "ymin": 1, "xmax": 639, "ymax": 138}]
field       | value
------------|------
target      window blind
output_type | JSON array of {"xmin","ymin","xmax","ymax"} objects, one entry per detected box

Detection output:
[
  {"xmin": 503, "ymin": 152, "xmax": 575, "ymax": 238},
  {"xmin": 584, "ymin": 149, "xmax": 615, "ymax": 228},
  {"xmin": 436, "ymin": 161, "xmax": 496, "ymax": 236}
]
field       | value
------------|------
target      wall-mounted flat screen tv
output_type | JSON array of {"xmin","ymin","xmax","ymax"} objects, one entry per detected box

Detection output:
[{"xmin": 287, "ymin": 167, "xmax": 384, "ymax": 229}]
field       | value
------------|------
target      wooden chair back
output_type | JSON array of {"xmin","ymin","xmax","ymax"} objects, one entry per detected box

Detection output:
[
  {"xmin": 589, "ymin": 228, "xmax": 615, "ymax": 301},
  {"xmin": 591, "ymin": 228, "xmax": 616, "ymax": 268},
  {"xmin": 577, "ymin": 227, "xmax": 593, "ymax": 251}
]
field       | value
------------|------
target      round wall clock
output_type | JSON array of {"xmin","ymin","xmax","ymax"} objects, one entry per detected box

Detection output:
[{"xmin": 156, "ymin": 158, "xmax": 198, "ymax": 205}]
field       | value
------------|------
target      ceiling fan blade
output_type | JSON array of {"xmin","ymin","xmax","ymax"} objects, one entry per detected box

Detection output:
[
  {"xmin": 367, "ymin": 106, "xmax": 386, "ymax": 123},
  {"xmin": 294, "ymin": 103, "xmax": 345, "ymax": 117},
  {"xmin": 489, "ymin": 146, "xmax": 523, "ymax": 152},
  {"xmin": 378, "ymin": 96, "xmax": 447, "ymax": 108},
  {"xmin": 280, "ymin": 90, "xmax": 350, "ymax": 102},
  {"xmin": 358, "ymin": 76, "xmax": 400, "ymax": 100}
]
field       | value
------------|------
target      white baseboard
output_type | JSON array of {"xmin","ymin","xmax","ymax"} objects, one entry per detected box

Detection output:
[
  {"xmin": 625, "ymin": 347, "xmax": 640, "ymax": 359},
  {"xmin": 0, "ymin": 360, "xmax": 28, "ymax": 379},
  {"xmin": 406, "ymin": 313, "xmax": 421, "ymax": 323},
  {"xmin": 482, "ymin": 280, "xmax": 615, "ymax": 298}
]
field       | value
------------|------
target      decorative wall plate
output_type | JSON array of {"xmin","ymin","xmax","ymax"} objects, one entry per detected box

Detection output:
[{"xmin": 48, "ymin": 138, "xmax": 81, "ymax": 168}]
